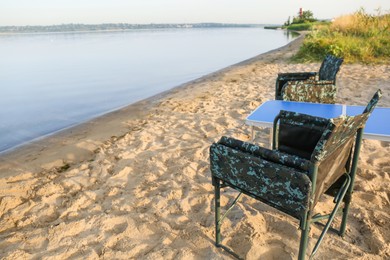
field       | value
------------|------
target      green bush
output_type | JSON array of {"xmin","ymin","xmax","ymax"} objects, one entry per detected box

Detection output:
[
  {"xmin": 284, "ymin": 21, "xmax": 330, "ymax": 32},
  {"xmin": 286, "ymin": 23, "xmax": 313, "ymax": 31},
  {"xmin": 292, "ymin": 9, "xmax": 390, "ymax": 64}
]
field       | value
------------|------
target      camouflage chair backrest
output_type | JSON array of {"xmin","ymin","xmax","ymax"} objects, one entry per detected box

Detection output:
[
  {"xmin": 310, "ymin": 115, "xmax": 364, "ymax": 206},
  {"xmin": 364, "ymin": 89, "xmax": 382, "ymax": 114},
  {"xmin": 310, "ymin": 89, "xmax": 382, "ymax": 206},
  {"xmin": 275, "ymin": 110, "xmax": 363, "ymax": 209},
  {"xmin": 311, "ymin": 115, "xmax": 366, "ymax": 162},
  {"xmin": 312, "ymin": 89, "xmax": 382, "ymax": 164},
  {"xmin": 318, "ymin": 54, "xmax": 344, "ymax": 81}
]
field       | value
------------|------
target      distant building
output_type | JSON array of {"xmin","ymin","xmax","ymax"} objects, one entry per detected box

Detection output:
[{"xmin": 299, "ymin": 8, "xmax": 303, "ymax": 18}]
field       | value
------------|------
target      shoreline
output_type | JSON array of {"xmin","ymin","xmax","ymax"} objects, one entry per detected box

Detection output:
[
  {"xmin": 1, "ymin": 32, "xmax": 389, "ymax": 259},
  {"xmin": 0, "ymin": 34, "xmax": 304, "ymax": 176}
]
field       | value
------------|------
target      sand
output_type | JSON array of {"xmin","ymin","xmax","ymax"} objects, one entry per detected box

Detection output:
[{"xmin": 0, "ymin": 35, "xmax": 389, "ymax": 259}]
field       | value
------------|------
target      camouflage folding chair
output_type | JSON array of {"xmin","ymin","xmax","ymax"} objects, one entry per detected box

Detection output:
[
  {"xmin": 275, "ymin": 54, "xmax": 343, "ymax": 104},
  {"xmin": 210, "ymin": 90, "xmax": 382, "ymax": 259}
]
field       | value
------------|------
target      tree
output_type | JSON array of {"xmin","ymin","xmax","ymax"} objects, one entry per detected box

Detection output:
[
  {"xmin": 292, "ymin": 10, "xmax": 317, "ymax": 24},
  {"xmin": 301, "ymin": 10, "xmax": 315, "ymax": 21}
]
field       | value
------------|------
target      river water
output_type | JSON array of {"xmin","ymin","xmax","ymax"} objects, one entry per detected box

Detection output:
[{"xmin": 0, "ymin": 27, "xmax": 297, "ymax": 152}]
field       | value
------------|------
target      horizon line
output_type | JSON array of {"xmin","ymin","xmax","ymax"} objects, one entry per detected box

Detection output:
[{"xmin": 0, "ymin": 22, "xmax": 281, "ymax": 27}]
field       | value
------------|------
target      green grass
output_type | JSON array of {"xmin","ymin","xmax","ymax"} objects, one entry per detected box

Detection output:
[
  {"xmin": 291, "ymin": 9, "xmax": 390, "ymax": 64},
  {"xmin": 285, "ymin": 23, "xmax": 313, "ymax": 31},
  {"xmin": 284, "ymin": 21, "xmax": 330, "ymax": 31}
]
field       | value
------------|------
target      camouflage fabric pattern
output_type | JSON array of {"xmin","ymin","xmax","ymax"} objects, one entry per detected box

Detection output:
[
  {"xmin": 210, "ymin": 138, "xmax": 312, "ymax": 220},
  {"xmin": 278, "ymin": 110, "xmax": 329, "ymax": 129},
  {"xmin": 276, "ymin": 90, "xmax": 381, "ymax": 207},
  {"xmin": 275, "ymin": 54, "xmax": 343, "ymax": 101},
  {"xmin": 275, "ymin": 72, "xmax": 317, "ymax": 100},
  {"xmin": 314, "ymin": 138, "xmax": 354, "ymax": 207},
  {"xmin": 308, "ymin": 113, "xmax": 370, "ymax": 206},
  {"xmin": 277, "ymin": 72, "xmax": 317, "ymax": 81},
  {"xmin": 312, "ymin": 115, "xmax": 362, "ymax": 162},
  {"xmin": 282, "ymin": 80, "xmax": 337, "ymax": 104},
  {"xmin": 277, "ymin": 109, "xmax": 368, "ymax": 163},
  {"xmin": 313, "ymin": 89, "xmax": 382, "ymax": 162},
  {"xmin": 218, "ymin": 136, "xmax": 311, "ymax": 172},
  {"xmin": 364, "ymin": 89, "xmax": 383, "ymax": 114},
  {"xmin": 209, "ymin": 89, "xmax": 381, "ymax": 226},
  {"xmin": 318, "ymin": 54, "xmax": 344, "ymax": 81}
]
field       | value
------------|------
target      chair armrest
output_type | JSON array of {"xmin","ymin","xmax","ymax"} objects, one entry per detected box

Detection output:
[
  {"xmin": 218, "ymin": 136, "xmax": 311, "ymax": 172},
  {"xmin": 210, "ymin": 141, "xmax": 312, "ymax": 219},
  {"xmin": 281, "ymin": 80, "xmax": 337, "ymax": 104},
  {"xmin": 277, "ymin": 72, "xmax": 317, "ymax": 80},
  {"xmin": 275, "ymin": 72, "xmax": 317, "ymax": 100}
]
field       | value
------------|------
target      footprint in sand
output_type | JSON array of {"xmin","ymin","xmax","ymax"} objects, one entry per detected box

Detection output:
[{"xmin": 247, "ymin": 241, "xmax": 293, "ymax": 260}]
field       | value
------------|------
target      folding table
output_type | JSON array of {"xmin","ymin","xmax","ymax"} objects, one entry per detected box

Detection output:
[{"xmin": 246, "ymin": 100, "xmax": 390, "ymax": 142}]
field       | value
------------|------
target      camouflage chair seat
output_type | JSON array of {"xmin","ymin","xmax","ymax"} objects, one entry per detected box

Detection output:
[
  {"xmin": 210, "ymin": 90, "xmax": 381, "ymax": 259},
  {"xmin": 275, "ymin": 54, "xmax": 344, "ymax": 103}
]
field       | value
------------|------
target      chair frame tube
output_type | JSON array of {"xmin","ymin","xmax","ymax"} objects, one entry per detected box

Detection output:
[{"xmin": 339, "ymin": 128, "xmax": 364, "ymax": 236}]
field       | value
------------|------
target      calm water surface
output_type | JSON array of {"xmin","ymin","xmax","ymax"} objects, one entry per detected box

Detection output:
[{"xmin": 0, "ymin": 28, "xmax": 296, "ymax": 152}]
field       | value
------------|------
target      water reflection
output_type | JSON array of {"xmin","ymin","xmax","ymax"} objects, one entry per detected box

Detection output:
[{"xmin": 284, "ymin": 30, "xmax": 300, "ymax": 40}]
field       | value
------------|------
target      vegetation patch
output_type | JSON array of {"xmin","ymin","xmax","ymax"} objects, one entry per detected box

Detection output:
[
  {"xmin": 282, "ymin": 9, "xmax": 330, "ymax": 31},
  {"xmin": 292, "ymin": 9, "xmax": 390, "ymax": 64}
]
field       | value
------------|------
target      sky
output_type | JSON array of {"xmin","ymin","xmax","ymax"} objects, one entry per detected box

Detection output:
[{"xmin": 0, "ymin": 0, "xmax": 389, "ymax": 26}]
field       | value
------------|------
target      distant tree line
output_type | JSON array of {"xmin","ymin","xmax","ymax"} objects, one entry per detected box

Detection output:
[{"xmin": 0, "ymin": 23, "xmax": 259, "ymax": 33}]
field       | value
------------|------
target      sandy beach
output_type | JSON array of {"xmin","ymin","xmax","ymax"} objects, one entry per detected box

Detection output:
[{"xmin": 0, "ymin": 35, "xmax": 389, "ymax": 259}]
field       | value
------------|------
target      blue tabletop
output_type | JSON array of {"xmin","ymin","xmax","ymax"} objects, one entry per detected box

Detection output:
[
  {"xmin": 246, "ymin": 100, "xmax": 390, "ymax": 141},
  {"xmin": 347, "ymin": 106, "xmax": 390, "ymax": 140}
]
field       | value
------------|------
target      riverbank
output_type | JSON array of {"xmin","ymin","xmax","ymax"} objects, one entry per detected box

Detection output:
[{"xmin": 1, "ymin": 35, "xmax": 389, "ymax": 259}]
